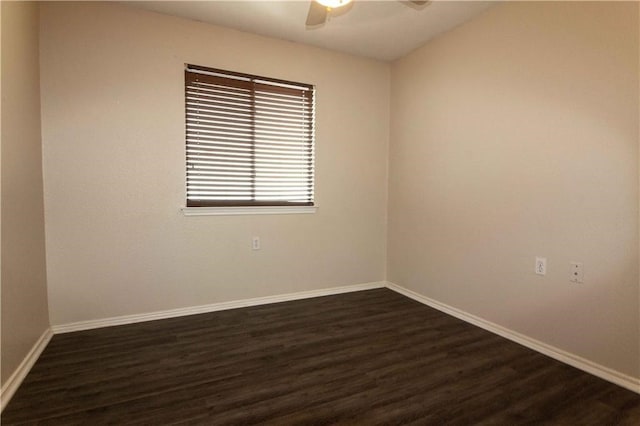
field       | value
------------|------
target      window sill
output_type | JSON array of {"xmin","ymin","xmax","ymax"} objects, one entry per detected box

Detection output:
[{"xmin": 181, "ymin": 206, "xmax": 317, "ymax": 216}]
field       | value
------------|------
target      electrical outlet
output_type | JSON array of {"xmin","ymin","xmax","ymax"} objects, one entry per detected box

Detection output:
[
  {"xmin": 252, "ymin": 237, "xmax": 260, "ymax": 250},
  {"xmin": 535, "ymin": 257, "xmax": 547, "ymax": 276},
  {"xmin": 570, "ymin": 262, "xmax": 583, "ymax": 283}
]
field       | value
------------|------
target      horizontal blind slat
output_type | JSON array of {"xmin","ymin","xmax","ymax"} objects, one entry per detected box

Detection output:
[
  {"xmin": 187, "ymin": 100, "xmax": 313, "ymax": 121},
  {"xmin": 186, "ymin": 103, "xmax": 312, "ymax": 126},
  {"xmin": 187, "ymin": 127, "xmax": 313, "ymax": 144},
  {"xmin": 187, "ymin": 116, "xmax": 310, "ymax": 134},
  {"xmin": 187, "ymin": 135, "xmax": 312, "ymax": 148},
  {"xmin": 186, "ymin": 120, "xmax": 312, "ymax": 138},
  {"xmin": 188, "ymin": 166, "xmax": 311, "ymax": 176},
  {"xmin": 187, "ymin": 147, "xmax": 313, "ymax": 159}
]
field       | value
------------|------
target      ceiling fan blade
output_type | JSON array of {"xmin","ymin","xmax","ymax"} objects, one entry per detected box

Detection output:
[
  {"xmin": 403, "ymin": 0, "xmax": 431, "ymax": 9},
  {"xmin": 306, "ymin": 1, "xmax": 329, "ymax": 28}
]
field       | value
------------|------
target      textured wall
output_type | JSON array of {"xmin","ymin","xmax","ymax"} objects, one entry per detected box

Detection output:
[
  {"xmin": 388, "ymin": 1, "xmax": 639, "ymax": 377},
  {"xmin": 1, "ymin": 1, "xmax": 50, "ymax": 385},
  {"xmin": 40, "ymin": 2, "xmax": 390, "ymax": 325}
]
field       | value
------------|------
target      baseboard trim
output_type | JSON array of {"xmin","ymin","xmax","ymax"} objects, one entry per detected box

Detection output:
[
  {"xmin": 38, "ymin": 281, "xmax": 640, "ymax": 396},
  {"xmin": 385, "ymin": 281, "xmax": 640, "ymax": 394},
  {"xmin": 0, "ymin": 328, "xmax": 53, "ymax": 412},
  {"xmin": 52, "ymin": 281, "xmax": 386, "ymax": 334}
]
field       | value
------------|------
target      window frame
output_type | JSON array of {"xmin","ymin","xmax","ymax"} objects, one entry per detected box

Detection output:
[{"xmin": 184, "ymin": 64, "xmax": 316, "ymax": 212}]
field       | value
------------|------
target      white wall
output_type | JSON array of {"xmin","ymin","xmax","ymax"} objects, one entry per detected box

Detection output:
[
  {"xmin": 39, "ymin": 2, "xmax": 390, "ymax": 325},
  {"xmin": 388, "ymin": 1, "xmax": 639, "ymax": 378},
  {"xmin": 1, "ymin": 1, "xmax": 50, "ymax": 385}
]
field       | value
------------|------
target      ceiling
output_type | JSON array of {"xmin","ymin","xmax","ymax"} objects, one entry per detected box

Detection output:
[{"xmin": 125, "ymin": 1, "xmax": 495, "ymax": 62}]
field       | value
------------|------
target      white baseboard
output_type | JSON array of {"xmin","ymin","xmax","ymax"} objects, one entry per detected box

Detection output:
[
  {"xmin": 385, "ymin": 281, "xmax": 640, "ymax": 394},
  {"xmin": 0, "ymin": 328, "xmax": 53, "ymax": 412},
  {"xmin": 52, "ymin": 281, "xmax": 386, "ymax": 334},
  {"xmin": 17, "ymin": 280, "xmax": 637, "ymax": 415}
]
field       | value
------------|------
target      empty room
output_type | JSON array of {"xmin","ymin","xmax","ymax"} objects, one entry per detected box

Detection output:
[{"xmin": 1, "ymin": 0, "xmax": 639, "ymax": 423}]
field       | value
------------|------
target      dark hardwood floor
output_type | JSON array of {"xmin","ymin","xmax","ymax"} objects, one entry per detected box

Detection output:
[{"xmin": 2, "ymin": 288, "xmax": 639, "ymax": 425}]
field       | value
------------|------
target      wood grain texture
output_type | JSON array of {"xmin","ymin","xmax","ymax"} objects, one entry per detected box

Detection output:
[{"xmin": 2, "ymin": 289, "xmax": 639, "ymax": 425}]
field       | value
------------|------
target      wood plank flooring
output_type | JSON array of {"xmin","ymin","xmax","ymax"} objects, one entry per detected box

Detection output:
[{"xmin": 2, "ymin": 289, "xmax": 639, "ymax": 425}]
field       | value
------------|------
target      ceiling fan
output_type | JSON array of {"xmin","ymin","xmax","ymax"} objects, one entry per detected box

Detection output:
[{"xmin": 306, "ymin": 0, "xmax": 431, "ymax": 29}]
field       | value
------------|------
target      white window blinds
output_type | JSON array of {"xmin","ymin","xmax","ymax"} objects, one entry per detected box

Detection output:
[{"xmin": 185, "ymin": 65, "xmax": 315, "ymax": 207}]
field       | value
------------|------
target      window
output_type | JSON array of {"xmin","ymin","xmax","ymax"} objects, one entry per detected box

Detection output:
[{"xmin": 185, "ymin": 65, "xmax": 315, "ymax": 208}]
